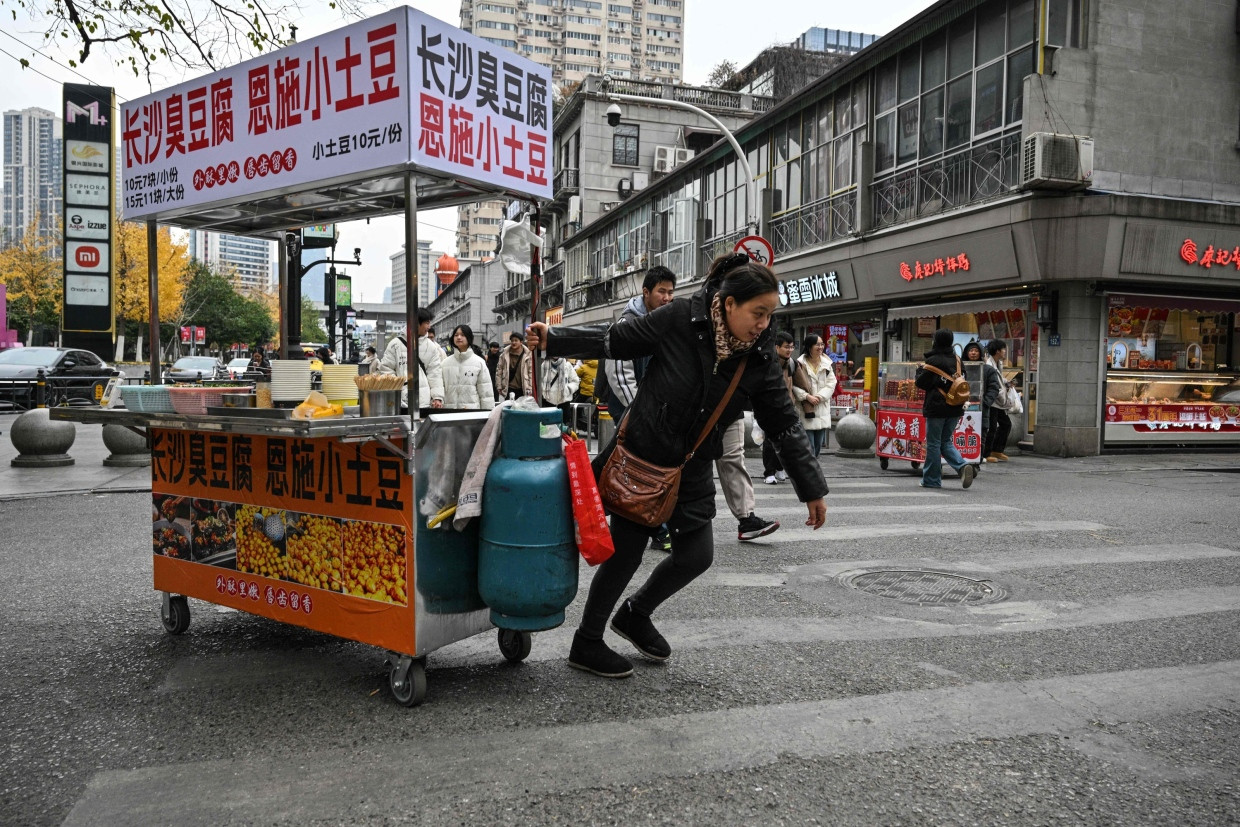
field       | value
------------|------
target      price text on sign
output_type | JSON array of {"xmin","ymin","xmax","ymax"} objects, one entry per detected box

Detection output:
[{"xmin": 734, "ymin": 235, "xmax": 775, "ymax": 266}]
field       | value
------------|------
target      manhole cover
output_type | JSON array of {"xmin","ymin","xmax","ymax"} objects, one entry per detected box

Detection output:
[{"xmin": 843, "ymin": 570, "xmax": 1005, "ymax": 607}]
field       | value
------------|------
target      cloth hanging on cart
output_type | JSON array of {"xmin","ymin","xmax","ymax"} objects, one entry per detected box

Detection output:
[{"xmin": 453, "ymin": 402, "xmax": 510, "ymax": 530}]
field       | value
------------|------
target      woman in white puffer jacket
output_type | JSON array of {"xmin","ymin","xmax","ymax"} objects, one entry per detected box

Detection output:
[
  {"xmin": 442, "ymin": 324, "xmax": 496, "ymax": 410},
  {"xmin": 792, "ymin": 333, "xmax": 837, "ymax": 457}
]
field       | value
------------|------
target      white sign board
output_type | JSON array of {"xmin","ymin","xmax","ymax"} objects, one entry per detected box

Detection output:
[{"xmin": 120, "ymin": 6, "xmax": 552, "ymax": 222}]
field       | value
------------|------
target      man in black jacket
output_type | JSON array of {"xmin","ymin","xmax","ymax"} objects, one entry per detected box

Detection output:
[{"xmin": 914, "ymin": 328, "xmax": 976, "ymax": 490}]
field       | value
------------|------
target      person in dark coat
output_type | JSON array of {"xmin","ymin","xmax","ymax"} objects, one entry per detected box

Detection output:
[
  {"xmin": 484, "ymin": 341, "xmax": 502, "ymax": 401},
  {"xmin": 914, "ymin": 328, "xmax": 976, "ymax": 490},
  {"xmin": 527, "ymin": 253, "xmax": 828, "ymax": 679}
]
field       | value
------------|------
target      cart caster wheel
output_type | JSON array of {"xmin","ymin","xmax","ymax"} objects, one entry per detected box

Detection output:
[
  {"xmin": 160, "ymin": 594, "xmax": 190, "ymax": 635},
  {"xmin": 911, "ymin": 462, "xmax": 922, "ymax": 471},
  {"xmin": 388, "ymin": 656, "xmax": 427, "ymax": 707},
  {"xmin": 498, "ymin": 629, "xmax": 532, "ymax": 663},
  {"xmin": 879, "ymin": 457, "xmax": 889, "ymax": 471}
]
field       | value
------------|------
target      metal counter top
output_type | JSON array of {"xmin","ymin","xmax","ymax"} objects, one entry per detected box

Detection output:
[{"xmin": 50, "ymin": 408, "xmax": 411, "ymax": 442}]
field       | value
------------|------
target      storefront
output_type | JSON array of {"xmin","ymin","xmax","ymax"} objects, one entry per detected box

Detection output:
[
  {"xmin": 885, "ymin": 294, "xmax": 1035, "ymax": 446},
  {"xmin": 1101, "ymin": 292, "xmax": 1240, "ymax": 446}
]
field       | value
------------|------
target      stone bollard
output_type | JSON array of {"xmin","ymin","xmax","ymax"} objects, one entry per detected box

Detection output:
[
  {"xmin": 10, "ymin": 408, "xmax": 76, "ymax": 467},
  {"xmin": 833, "ymin": 411, "xmax": 877, "ymax": 459},
  {"xmin": 102, "ymin": 423, "xmax": 151, "ymax": 467}
]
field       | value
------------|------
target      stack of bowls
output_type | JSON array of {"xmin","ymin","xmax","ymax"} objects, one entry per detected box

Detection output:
[
  {"xmin": 270, "ymin": 360, "xmax": 312, "ymax": 403},
  {"xmin": 321, "ymin": 364, "xmax": 360, "ymax": 405}
]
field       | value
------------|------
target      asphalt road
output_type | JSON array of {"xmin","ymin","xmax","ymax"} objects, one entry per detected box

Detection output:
[{"xmin": 2, "ymin": 453, "xmax": 1239, "ymax": 826}]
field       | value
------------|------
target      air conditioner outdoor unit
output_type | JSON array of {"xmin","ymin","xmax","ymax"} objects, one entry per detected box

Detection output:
[
  {"xmin": 673, "ymin": 148, "xmax": 694, "ymax": 166},
  {"xmin": 653, "ymin": 145, "xmax": 675, "ymax": 173},
  {"xmin": 1020, "ymin": 132, "xmax": 1094, "ymax": 190}
]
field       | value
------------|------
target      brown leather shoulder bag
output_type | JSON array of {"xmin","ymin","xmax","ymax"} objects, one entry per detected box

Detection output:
[{"xmin": 598, "ymin": 355, "xmax": 748, "ymax": 528}]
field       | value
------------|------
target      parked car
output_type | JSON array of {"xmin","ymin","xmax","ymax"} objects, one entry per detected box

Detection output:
[
  {"xmin": 164, "ymin": 356, "xmax": 226, "ymax": 383},
  {"xmin": 0, "ymin": 347, "xmax": 115, "ymax": 406},
  {"xmin": 225, "ymin": 357, "xmax": 252, "ymax": 379}
]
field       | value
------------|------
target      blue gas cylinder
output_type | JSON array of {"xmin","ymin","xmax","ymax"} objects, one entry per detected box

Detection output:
[{"xmin": 478, "ymin": 407, "xmax": 578, "ymax": 630}]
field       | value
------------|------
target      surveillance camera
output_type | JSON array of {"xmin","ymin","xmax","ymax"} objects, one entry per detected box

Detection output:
[
  {"xmin": 353, "ymin": 247, "xmax": 361, "ymax": 259},
  {"xmin": 605, "ymin": 103, "xmax": 622, "ymax": 128}
]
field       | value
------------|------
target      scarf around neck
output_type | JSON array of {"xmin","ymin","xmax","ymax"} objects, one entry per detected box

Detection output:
[{"xmin": 710, "ymin": 294, "xmax": 756, "ymax": 366}]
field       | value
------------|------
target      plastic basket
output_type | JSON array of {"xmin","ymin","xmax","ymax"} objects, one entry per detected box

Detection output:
[
  {"xmin": 167, "ymin": 386, "xmax": 236, "ymax": 415},
  {"xmin": 118, "ymin": 384, "xmax": 175, "ymax": 414}
]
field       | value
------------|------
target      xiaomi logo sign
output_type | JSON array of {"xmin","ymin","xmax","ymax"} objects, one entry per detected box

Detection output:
[{"xmin": 66, "ymin": 241, "xmax": 109, "ymax": 274}]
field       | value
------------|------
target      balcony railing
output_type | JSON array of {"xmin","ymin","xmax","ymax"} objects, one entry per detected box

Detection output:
[
  {"xmin": 871, "ymin": 131, "xmax": 1021, "ymax": 231},
  {"xmin": 698, "ymin": 228, "xmax": 747, "ymax": 276},
  {"xmin": 769, "ymin": 189, "xmax": 857, "ymax": 258},
  {"xmin": 553, "ymin": 168, "xmax": 579, "ymax": 200},
  {"xmin": 493, "ymin": 281, "xmax": 533, "ymax": 312}
]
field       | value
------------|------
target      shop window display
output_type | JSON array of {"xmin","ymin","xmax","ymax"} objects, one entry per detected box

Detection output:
[{"xmin": 1103, "ymin": 303, "xmax": 1239, "ymax": 438}]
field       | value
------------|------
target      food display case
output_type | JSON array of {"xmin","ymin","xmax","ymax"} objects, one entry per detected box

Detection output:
[
  {"xmin": 832, "ymin": 378, "xmax": 868, "ymax": 424},
  {"xmin": 1103, "ymin": 370, "xmax": 1240, "ymax": 443},
  {"xmin": 875, "ymin": 362, "xmax": 984, "ymax": 471}
]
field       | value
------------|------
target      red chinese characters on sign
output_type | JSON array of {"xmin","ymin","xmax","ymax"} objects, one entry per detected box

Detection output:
[
  {"xmin": 1106, "ymin": 402, "xmax": 1240, "ymax": 432},
  {"xmin": 1179, "ymin": 238, "xmax": 1240, "ymax": 271},
  {"xmin": 123, "ymin": 22, "xmax": 403, "ymax": 166},
  {"xmin": 413, "ymin": 23, "xmax": 549, "ymax": 189},
  {"xmin": 899, "ymin": 253, "xmax": 970, "ymax": 282}
]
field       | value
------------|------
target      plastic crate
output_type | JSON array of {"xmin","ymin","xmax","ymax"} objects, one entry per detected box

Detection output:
[
  {"xmin": 167, "ymin": 386, "xmax": 237, "ymax": 415},
  {"xmin": 118, "ymin": 384, "xmax": 175, "ymax": 414}
]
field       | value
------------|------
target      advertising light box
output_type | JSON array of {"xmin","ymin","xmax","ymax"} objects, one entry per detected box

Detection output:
[{"xmin": 120, "ymin": 6, "xmax": 552, "ymax": 222}]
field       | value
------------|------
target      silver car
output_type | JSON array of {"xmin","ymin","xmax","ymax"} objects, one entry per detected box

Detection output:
[{"xmin": 163, "ymin": 356, "xmax": 225, "ymax": 383}]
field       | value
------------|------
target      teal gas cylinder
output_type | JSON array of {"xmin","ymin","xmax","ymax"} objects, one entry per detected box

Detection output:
[{"xmin": 478, "ymin": 407, "xmax": 578, "ymax": 630}]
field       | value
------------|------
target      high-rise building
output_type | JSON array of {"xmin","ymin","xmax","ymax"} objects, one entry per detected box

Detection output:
[
  {"xmin": 2, "ymin": 107, "xmax": 63, "ymax": 249},
  {"xmin": 188, "ymin": 231, "xmax": 277, "ymax": 294},
  {"xmin": 389, "ymin": 240, "xmax": 446, "ymax": 310},
  {"xmin": 456, "ymin": 0, "xmax": 686, "ymax": 259}
]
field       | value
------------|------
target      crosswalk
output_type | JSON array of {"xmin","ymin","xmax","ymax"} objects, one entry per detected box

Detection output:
[{"xmin": 58, "ymin": 474, "xmax": 1240, "ymax": 825}]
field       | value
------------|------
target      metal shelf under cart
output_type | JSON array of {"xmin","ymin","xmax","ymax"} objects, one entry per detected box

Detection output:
[{"xmin": 874, "ymin": 362, "xmax": 984, "ymax": 472}]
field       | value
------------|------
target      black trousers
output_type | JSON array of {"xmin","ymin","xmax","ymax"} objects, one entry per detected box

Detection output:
[
  {"xmin": 984, "ymin": 406, "xmax": 1012, "ymax": 456},
  {"xmin": 577, "ymin": 512, "xmax": 714, "ymax": 640},
  {"xmin": 761, "ymin": 438, "xmax": 783, "ymax": 477}
]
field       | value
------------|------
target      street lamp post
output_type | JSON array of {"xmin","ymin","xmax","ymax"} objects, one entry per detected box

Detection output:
[{"xmin": 600, "ymin": 75, "xmax": 761, "ymax": 237}]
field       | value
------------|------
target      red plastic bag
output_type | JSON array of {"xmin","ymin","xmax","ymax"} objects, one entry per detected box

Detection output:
[{"xmin": 562, "ymin": 434, "xmax": 615, "ymax": 566}]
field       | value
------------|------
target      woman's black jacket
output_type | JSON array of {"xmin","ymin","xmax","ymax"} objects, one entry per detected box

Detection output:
[
  {"xmin": 546, "ymin": 285, "xmax": 828, "ymax": 505},
  {"xmin": 915, "ymin": 347, "xmax": 966, "ymax": 418}
]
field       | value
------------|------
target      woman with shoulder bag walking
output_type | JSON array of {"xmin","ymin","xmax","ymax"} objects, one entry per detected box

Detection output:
[
  {"xmin": 983, "ymin": 339, "xmax": 1013, "ymax": 461},
  {"xmin": 915, "ymin": 328, "xmax": 976, "ymax": 489},
  {"xmin": 526, "ymin": 254, "xmax": 828, "ymax": 679},
  {"xmin": 792, "ymin": 334, "xmax": 837, "ymax": 457}
]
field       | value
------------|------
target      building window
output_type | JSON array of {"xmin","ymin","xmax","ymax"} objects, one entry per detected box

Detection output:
[{"xmin": 612, "ymin": 123, "xmax": 639, "ymax": 166}]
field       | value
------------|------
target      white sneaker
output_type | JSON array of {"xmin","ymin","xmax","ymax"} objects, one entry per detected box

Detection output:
[
  {"xmin": 774, "ymin": 470, "xmax": 788, "ymax": 482},
  {"xmin": 763, "ymin": 475, "xmax": 778, "ymax": 485}
]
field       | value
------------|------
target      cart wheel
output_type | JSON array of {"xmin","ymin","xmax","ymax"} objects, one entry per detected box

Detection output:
[
  {"xmin": 388, "ymin": 657, "xmax": 427, "ymax": 707},
  {"xmin": 498, "ymin": 629, "xmax": 532, "ymax": 663},
  {"xmin": 879, "ymin": 457, "xmax": 889, "ymax": 471},
  {"xmin": 160, "ymin": 594, "xmax": 190, "ymax": 635},
  {"xmin": 911, "ymin": 462, "xmax": 922, "ymax": 471}
]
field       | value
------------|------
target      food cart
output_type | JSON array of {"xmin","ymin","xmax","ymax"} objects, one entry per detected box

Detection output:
[
  {"xmin": 52, "ymin": 7, "xmax": 557, "ymax": 706},
  {"xmin": 875, "ymin": 362, "xmax": 984, "ymax": 471}
]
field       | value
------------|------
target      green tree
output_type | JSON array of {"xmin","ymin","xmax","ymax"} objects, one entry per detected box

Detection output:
[
  {"xmin": 300, "ymin": 295, "xmax": 327, "ymax": 344},
  {"xmin": 0, "ymin": 214, "xmax": 61, "ymax": 343},
  {"xmin": 173, "ymin": 260, "xmax": 276, "ymax": 356},
  {"xmin": 706, "ymin": 60, "xmax": 738, "ymax": 88}
]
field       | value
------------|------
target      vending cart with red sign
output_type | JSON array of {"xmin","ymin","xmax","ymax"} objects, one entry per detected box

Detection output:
[
  {"xmin": 875, "ymin": 362, "xmax": 984, "ymax": 471},
  {"xmin": 53, "ymin": 6, "xmax": 558, "ymax": 708}
]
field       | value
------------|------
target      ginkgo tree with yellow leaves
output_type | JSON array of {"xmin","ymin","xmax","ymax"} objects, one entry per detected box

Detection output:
[
  {"xmin": 113, "ymin": 220, "xmax": 190, "ymax": 362},
  {"xmin": 0, "ymin": 214, "xmax": 62, "ymax": 345}
]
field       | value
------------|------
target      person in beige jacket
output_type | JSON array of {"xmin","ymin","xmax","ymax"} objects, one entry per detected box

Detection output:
[
  {"xmin": 494, "ymin": 332, "xmax": 534, "ymax": 400},
  {"xmin": 792, "ymin": 333, "xmax": 837, "ymax": 457}
]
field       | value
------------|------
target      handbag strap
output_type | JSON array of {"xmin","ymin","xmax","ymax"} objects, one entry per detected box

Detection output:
[
  {"xmin": 921, "ymin": 356, "xmax": 962, "ymax": 382},
  {"xmin": 617, "ymin": 353, "xmax": 750, "ymax": 464}
]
